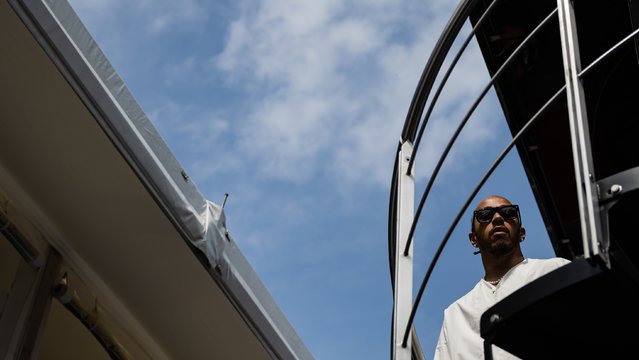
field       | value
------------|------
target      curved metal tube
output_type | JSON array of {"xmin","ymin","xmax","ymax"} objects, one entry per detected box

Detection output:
[{"xmin": 388, "ymin": 142, "xmax": 401, "ymax": 287}]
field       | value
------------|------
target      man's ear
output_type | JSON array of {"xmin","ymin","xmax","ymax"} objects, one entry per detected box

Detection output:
[
  {"xmin": 469, "ymin": 232, "xmax": 477, "ymax": 247},
  {"xmin": 519, "ymin": 226, "xmax": 526, "ymax": 241}
]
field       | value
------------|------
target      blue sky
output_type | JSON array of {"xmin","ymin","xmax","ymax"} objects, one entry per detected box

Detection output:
[{"xmin": 65, "ymin": 1, "xmax": 558, "ymax": 359}]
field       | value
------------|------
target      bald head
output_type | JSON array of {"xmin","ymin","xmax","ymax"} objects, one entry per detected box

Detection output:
[{"xmin": 475, "ymin": 195, "xmax": 512, "ymax": 210}]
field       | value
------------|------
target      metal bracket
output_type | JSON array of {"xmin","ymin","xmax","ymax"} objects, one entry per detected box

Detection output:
[{"xmin": 597, "ymin": 166, "xmax": 639, "ymax": 203}]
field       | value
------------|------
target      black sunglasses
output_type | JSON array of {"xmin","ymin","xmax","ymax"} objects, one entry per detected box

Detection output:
[{"xmin": 473, "ymin": 204, "xmax": 520, "ymax": 224}]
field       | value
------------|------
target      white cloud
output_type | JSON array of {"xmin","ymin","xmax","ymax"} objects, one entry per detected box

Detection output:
[
  {"xmin": 325, "ymin": 18, "xmax": 381, "ymax": 57},
  {"xmin": 217, "ymin": 2, "xmax": 385, "ymax": 94},
  {"xmin": 239, "ymin": 94, "xmax": 334, "ymax": 182},
  {"xmin": 212, "ymin": 0, "xmax": 503, "ymax": 190}
]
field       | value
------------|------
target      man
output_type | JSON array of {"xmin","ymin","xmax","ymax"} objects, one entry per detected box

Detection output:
[{"xmin": 433, "ymin": 195, "xmax": 570, "ymax": 359}]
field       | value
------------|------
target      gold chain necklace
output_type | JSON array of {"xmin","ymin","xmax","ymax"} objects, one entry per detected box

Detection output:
[{"xmin": 485, "ymin": 258, "xmax": 525, "ymax": 286}]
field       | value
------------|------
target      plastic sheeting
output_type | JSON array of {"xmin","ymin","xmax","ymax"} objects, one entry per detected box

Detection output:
[{"xmin": 11, "ymin": 0, "xmax": 313, "ymax": 359}]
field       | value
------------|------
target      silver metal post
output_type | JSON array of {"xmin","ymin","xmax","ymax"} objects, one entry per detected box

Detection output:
[
  {"xmin": 557, "ymin": 0, "xmax": 606, "ymax": 264},
  {"xmin": 392, "ymin": 141, "xmax": 414, "ymax": 360}
]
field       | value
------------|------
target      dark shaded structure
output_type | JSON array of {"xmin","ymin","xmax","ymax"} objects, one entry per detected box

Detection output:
[{"xmin": 469, "ymin": 0, "xmax": 639, "ymax": 357}]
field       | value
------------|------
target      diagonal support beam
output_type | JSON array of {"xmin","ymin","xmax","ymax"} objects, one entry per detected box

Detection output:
[
  {"xmin": 0, "ymin": 247, "xmax": 61, "ymax": 360},
  {"xmin": 557, "ymin": 0, "xmax": 607, "ymax": 264}
]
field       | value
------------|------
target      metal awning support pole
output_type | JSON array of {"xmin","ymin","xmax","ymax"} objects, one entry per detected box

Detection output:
[
  {"xmin": 392, "ymin": 141, "xmax": 414, "ymax": 360},
  {"xmin": 0, "ymin": 260, "xmax": 39, "ymax": 358},
  {"xmin": 0, "ymin": 247, "xmax": 61, "ymax": 359},
  {"xmin": 557, "ymin": 0, "xmax": 607, "ymax": 265}
]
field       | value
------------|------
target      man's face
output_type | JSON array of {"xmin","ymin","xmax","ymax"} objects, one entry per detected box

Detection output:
[{"xmin": 469, "ymin": 196, "xmax": 524, "ymax": 255}]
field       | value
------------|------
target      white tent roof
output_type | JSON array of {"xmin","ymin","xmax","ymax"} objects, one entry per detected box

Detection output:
[{"xmin": 0, "ymin": 1, "xmax": 312, "ymax": 359}]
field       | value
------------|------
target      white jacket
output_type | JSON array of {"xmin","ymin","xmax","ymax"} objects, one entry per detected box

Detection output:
[{"xmin": 434, "ymin": 258, "xmax": 571, "ymax": 360}]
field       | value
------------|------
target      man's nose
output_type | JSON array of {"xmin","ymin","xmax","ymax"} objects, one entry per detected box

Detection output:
[{"xmin": 491, "ymin": 212, "xmax": 505, "ymax": 224}]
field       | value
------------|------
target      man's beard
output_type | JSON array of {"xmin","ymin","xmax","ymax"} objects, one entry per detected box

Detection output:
[{"xmin": 485, "ymin": 235, "xmax": 518, "ymax": 256}]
